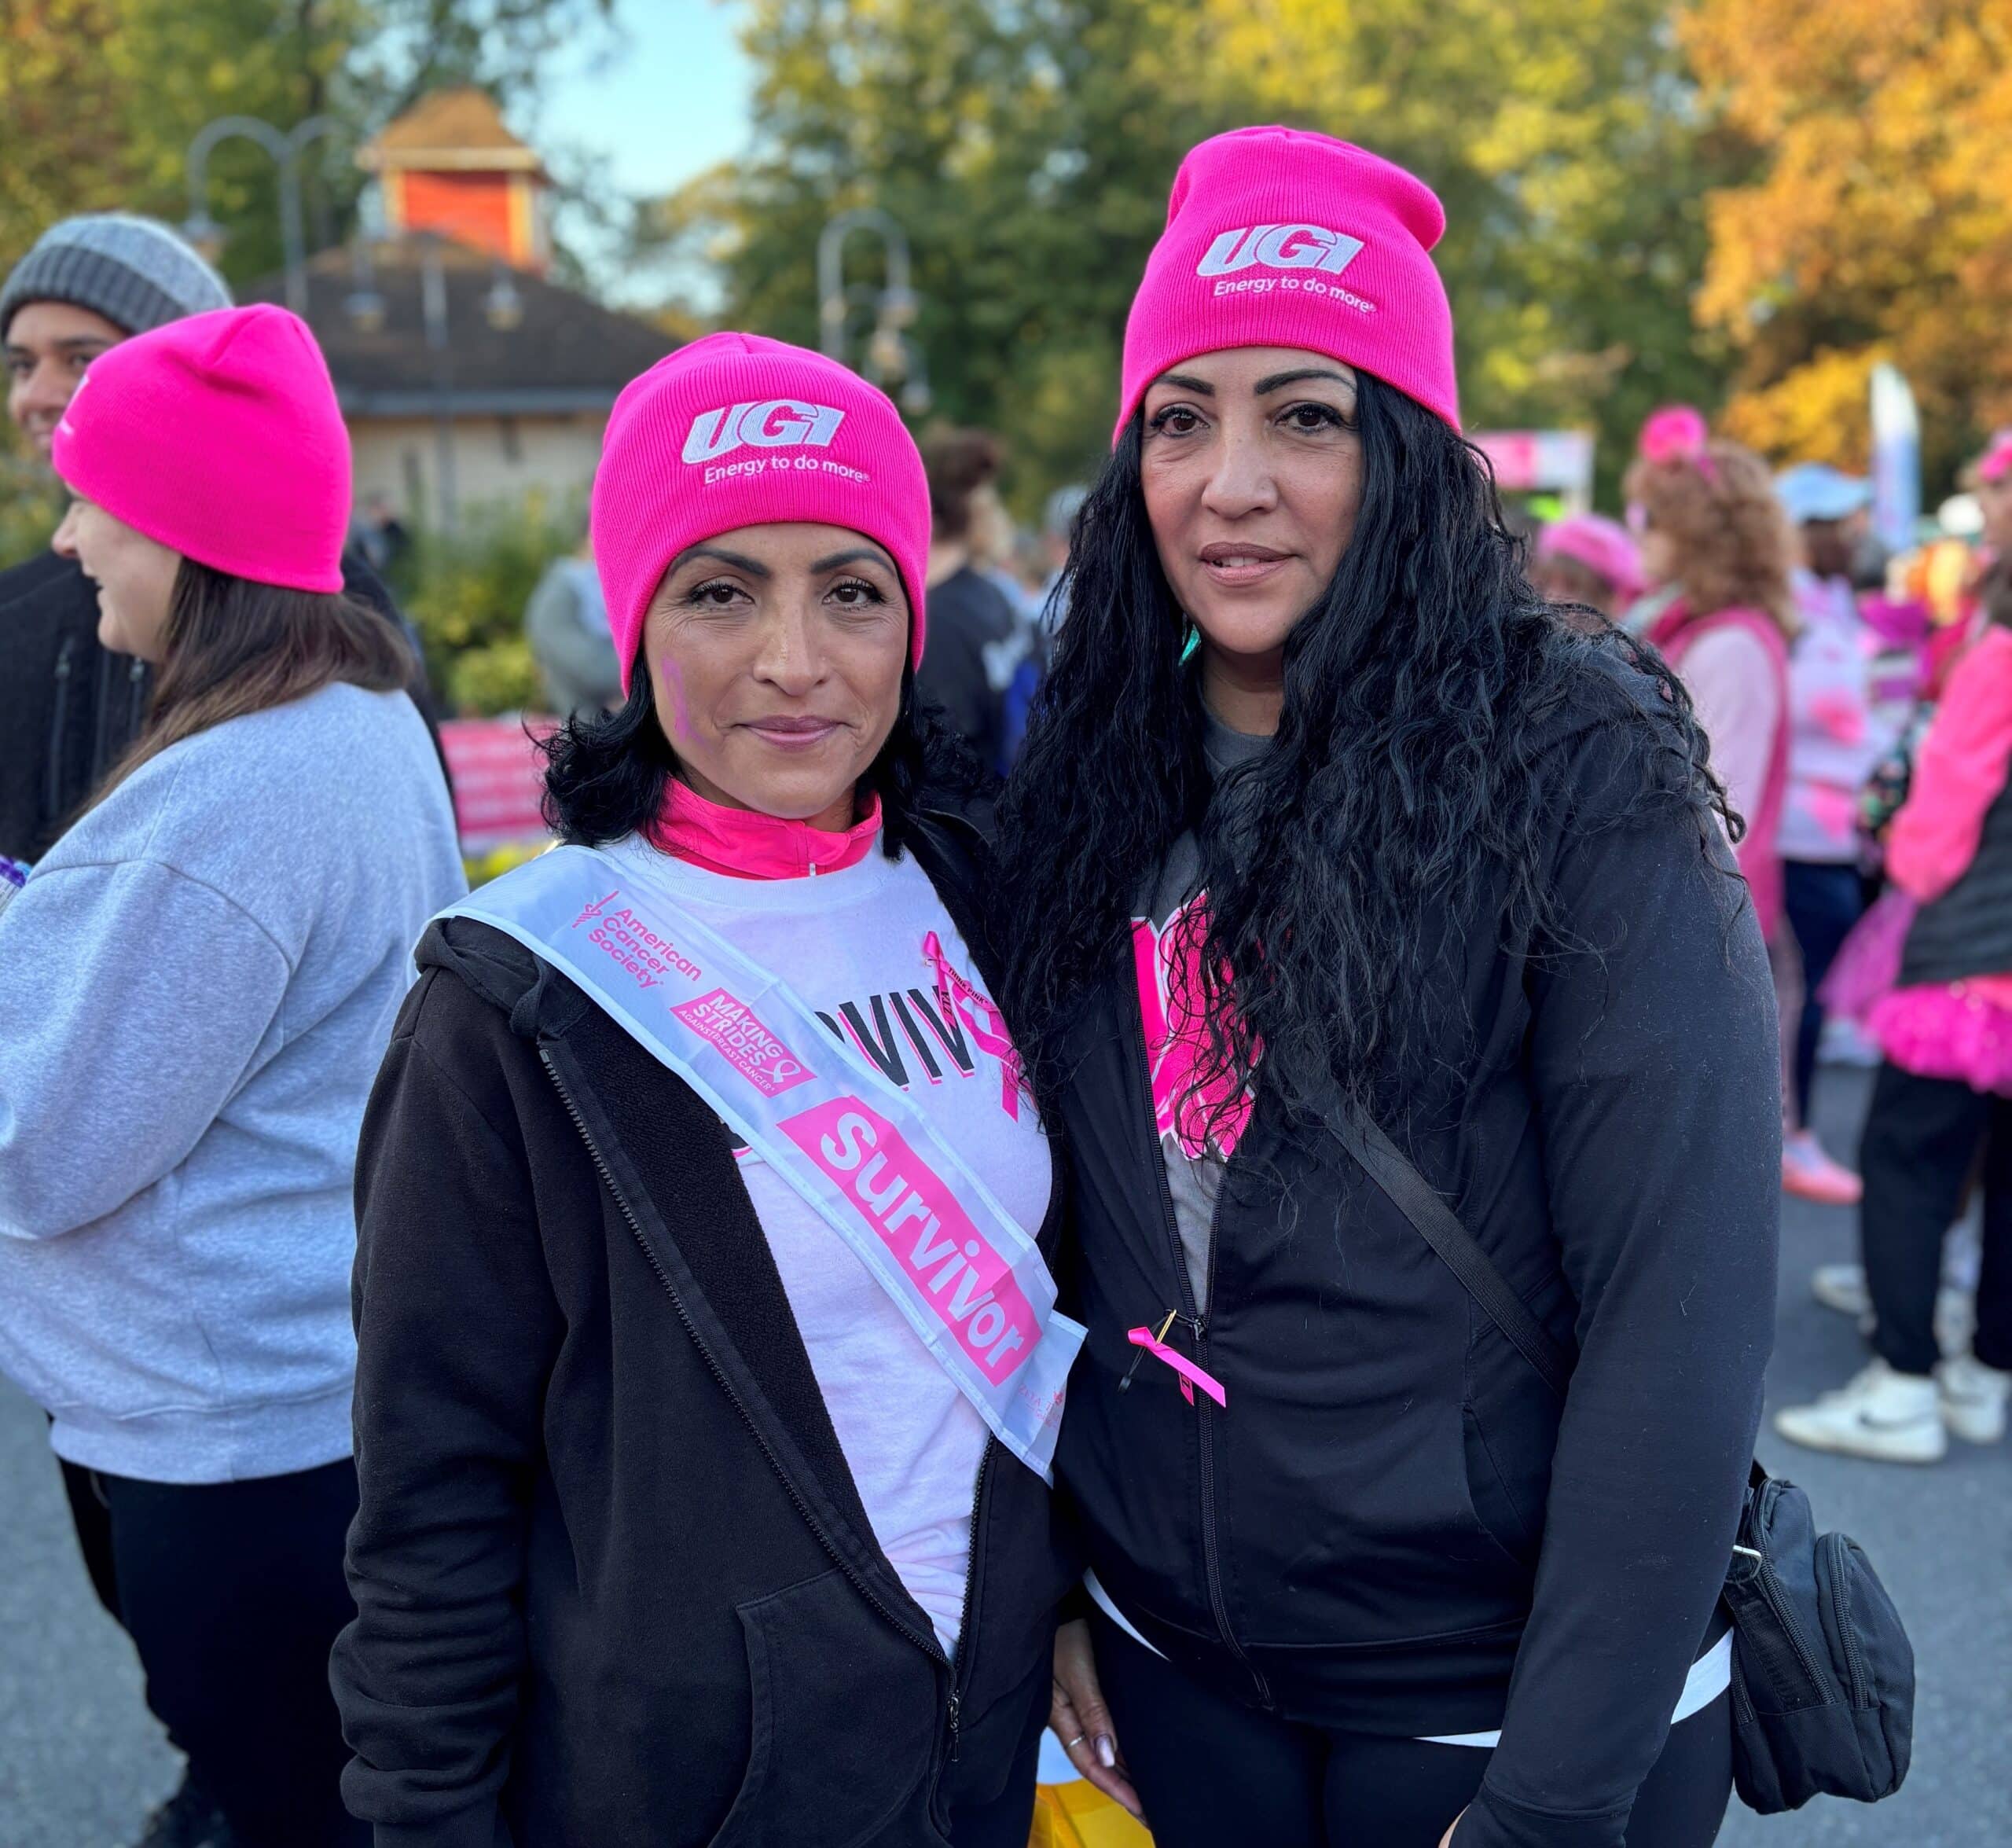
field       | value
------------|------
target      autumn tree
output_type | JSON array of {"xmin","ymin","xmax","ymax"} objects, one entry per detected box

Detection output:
[{"xmin": 1683, "ymin": 0, "xmax": 2012, "ymax": 486}]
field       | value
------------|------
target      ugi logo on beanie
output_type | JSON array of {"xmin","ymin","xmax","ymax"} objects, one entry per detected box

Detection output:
[
  {"xmin": 1196, "ymin": 224, "xmax": 1365, "ymax": 278},
  {"xmin": 682, "ymin": 399, "xmax": 847, "ymax": 466}
]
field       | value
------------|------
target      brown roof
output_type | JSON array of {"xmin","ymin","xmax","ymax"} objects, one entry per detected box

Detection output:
[
  {"xmin": 241, "ymin": 237, "xmax": 677, "ymax": 416},
  {"xmin": 359, "ymin": 88, "xmax": 542, "ymax": 174}
]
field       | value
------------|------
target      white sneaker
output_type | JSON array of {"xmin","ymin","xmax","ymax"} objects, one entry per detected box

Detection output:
[
  {"xmin": 1811, "ymin": 1263, "xmax": 1871, "ymax": 1319},
  {"xmin": 1938, "ymin": 1354, "xmax": 2011, "ymax": 1445},
  {"xmin": 1808, "ymin": 1262, "xmax": 1974, "ymax": 1355},
  {"xmin": 1937, "ymin": 1288, "xmax": 1977, "ymax": 1358},
  {"xmin": 1775, "ymin": 1360, "xmax": 1947, "ymax": 1463}
]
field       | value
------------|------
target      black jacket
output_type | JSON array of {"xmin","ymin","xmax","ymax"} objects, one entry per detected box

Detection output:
[
  {"xmin": 915, "ymin": 568, "xmax": 1013, "ymax": 771},
  {"xmin": 334, "ymin": 815, "xmax": 1071, "ymax": 1848},
  {"xmin": 1899, "ymin": 767, "xmax": 2012, "ymax": 987},
  {"xmin": 1050, "ymin": 659, "xmax": 1779, "ymax": 1848},
  {"xmin": 0, "ymin": 549, "xmax": 444, "ymax": 864}
]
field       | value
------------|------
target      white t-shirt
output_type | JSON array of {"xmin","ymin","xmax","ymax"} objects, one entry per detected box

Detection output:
[{"xmin": 645, "ymin": 840, "xmax": 1051, "ymax": 1652}]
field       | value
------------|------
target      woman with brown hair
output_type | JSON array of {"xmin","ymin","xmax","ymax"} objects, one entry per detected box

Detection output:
[
  {"xmin": 0, "ymin": 306, "xmax": 464, "ymax": 1848},
  {"xmin": 1627, "ymin": 410, "xmax": 1798, "ymax": 942}
]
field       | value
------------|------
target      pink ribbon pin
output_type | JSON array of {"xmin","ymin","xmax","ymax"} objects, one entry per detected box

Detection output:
[{"xmin": 1125, "ymin": 1324, "xmax": 1228, "ymax": 1408}]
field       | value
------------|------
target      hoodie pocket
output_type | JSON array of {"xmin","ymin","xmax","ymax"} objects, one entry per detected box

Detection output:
[
  {"xmin": 707, "ymin": 1567, "xmax": 942, "ymax": 1848},
  {"xmin": 1462, "ymin": 1403, "xmax": 1540, "ymax": 1566}
]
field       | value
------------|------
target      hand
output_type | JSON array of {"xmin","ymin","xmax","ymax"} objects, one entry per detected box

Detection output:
[
  {"xmin": 1439, "ymin": 1808, "xmax": 1466, "ymax": 1847},
  {"xmin": 1049, "ymin": 1618, "xmax": 1144, "ymax": 1818}
]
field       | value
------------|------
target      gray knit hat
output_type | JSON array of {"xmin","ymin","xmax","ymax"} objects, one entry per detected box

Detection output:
[{"xmin": 0, "ymin": 213, "xmax": 232, "ymax": 342}]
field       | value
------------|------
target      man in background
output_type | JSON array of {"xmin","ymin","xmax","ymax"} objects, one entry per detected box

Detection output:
[
  {"xmin": 2, "ymin": 214, "xmax": 442, "ymax": 870},
  {"xmin": 524, "ymin": 527, "xmax": 621, "ymax": 718},
  {"xmin": 2, "ymin": 216, "xmax": 235, "ymax": 866},
  {"xmin": 917, "ymin": 428, "xmax": 1017, "ymax": 770}
]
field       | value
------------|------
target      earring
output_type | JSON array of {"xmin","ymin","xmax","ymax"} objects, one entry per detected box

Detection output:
[{"xmin": 1179, "ymin": 617, "xmax": 1200, "ymax": 663}]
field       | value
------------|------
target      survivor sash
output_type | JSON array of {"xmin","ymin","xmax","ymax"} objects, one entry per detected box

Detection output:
[{"xmin": 438, "ymin": 839, "xmax": 1083, "ymax": 1482}]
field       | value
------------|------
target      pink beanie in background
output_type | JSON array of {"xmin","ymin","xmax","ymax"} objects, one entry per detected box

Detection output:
[
  {"xmin": 1117, "ymin": 126, "xmax": 1459, "ymax": 441},
  {"xmin": 51, "ymin": 304, "xmax": 349, "ymax": 593},
  {"xmin": 1536, "ymin": 514, "xmax": 1647, "ymax": 603},
  {"xmin": 592, "ymin": 332, "xmax": 931, "ymax": 694}
]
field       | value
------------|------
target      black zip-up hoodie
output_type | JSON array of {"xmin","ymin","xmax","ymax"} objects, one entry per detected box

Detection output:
[
  {"xmin": 333, "ymin": 814, "xmax": 1071, "ymax": 1848},
  {"xmin": 1049, "ymin": 657, "xmax": 1779, "ymax": 1848}
]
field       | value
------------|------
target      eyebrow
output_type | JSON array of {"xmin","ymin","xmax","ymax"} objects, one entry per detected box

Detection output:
[
  {"xmin": 1253, "ymin": 367, "xmax": 1357, "ymax": 395},
  {"xmin": 1154, "ymin": 372, "xmax": 1216, "ymax": 396},
  {"xmin": 810, "ymin": 544, "xmax": 895, "ymax": 575},
  {"xmin": 668, "ymin": 542, "xmax": 769, "ymax": 578},
  {"xmin": 2, "ymin": 337, "xmax": 115, "ymax": 358}
]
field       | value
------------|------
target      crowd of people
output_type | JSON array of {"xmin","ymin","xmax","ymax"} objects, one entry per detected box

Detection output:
[
  {"xmin": 0, "ymin": 119, "xmax": 1996, "ymax": 1848},
  {"xmin": 1515, "ymin": 405, "xmax": 2012, "ymax": 1471}
]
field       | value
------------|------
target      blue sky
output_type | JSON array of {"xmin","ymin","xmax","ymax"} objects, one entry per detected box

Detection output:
[{"xmin": 538, "ymin": 0, "xmax": 754, "ymax": 299}]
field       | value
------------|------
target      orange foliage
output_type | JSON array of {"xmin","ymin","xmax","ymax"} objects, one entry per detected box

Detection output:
[{"xmin": 1681, "ymin": 0, "xmax": 2012, "ymax": 479}]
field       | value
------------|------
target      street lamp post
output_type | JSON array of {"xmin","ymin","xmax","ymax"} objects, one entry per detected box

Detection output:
[
  {"xmin": 184, "ymin": 113, "xmax": 347, "ymax": 314},
  {"xmin": 817, "ymin": 207, "xmax": 927, "ymax": 410},
  {"xmin": 345, "ymin": 233, "xmax": 526, "ymax": 536}
]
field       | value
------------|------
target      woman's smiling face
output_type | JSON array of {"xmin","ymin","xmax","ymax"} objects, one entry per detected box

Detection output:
[
  {"xmin": 641, "ymin": 520, "xmax": 909, "ymax": 828},
  {"xmin": 1139, "ymin": 345, "xmax": 1364, "ymax": 670}
]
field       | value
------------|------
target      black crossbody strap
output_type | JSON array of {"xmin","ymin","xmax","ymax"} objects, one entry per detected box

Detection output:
[{"xmin": 1332, "ymin": 1109, "xmax": 1577, "ymax": 1400}]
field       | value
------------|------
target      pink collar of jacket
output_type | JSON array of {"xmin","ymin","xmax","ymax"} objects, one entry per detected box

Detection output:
[{"xmin": 648, "ymin": 779, "xmax": 882, "ymax": 879}]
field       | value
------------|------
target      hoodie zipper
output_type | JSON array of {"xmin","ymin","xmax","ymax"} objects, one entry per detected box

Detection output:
[
  {"xmin": 537, "ymin": 1046, "xmax": 980, "ymax": 1766},
  {"xmin": 46, "ymin": 640, "xmax": 75, "ymax": 820},
  {"xmin": 1123, "ymin": 979, "xmax": 1271, "ymax": 1709}
]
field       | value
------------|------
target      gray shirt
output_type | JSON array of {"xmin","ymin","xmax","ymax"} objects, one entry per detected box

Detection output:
[
  {"xmin": 1137, "ymin": 704, "xmax": 1270, "ymax": 1313},
  {"xmin": 0, "ymin": 682, "xmax": 466, "ymax": 1481}
]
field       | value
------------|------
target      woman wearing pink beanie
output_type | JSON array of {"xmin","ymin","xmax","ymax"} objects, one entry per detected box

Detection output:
[
  {"xmin": 0, "ymin": 304, "xmax": 464, "ymax": 1848},
  {"xmin": 335, "ymin": 332, "xmax": 1078, "ymax": 1848},
  {"xmin": 1532, "ymin": 512, "xmax": 1647, "ymax": 623},
  {"xmin": 994, "ymin": 129, "xmax": 1779, "ymax": 1846}
]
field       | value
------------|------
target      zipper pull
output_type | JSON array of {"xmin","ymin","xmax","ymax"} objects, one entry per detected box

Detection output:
[
  {"xmin": 1118, "ymin": 1309, "xmax": 1179, "ymax": 1393},
  {"xmin": 947, "ymin": 1688, "xmax": 961, "ymax": 1760}
]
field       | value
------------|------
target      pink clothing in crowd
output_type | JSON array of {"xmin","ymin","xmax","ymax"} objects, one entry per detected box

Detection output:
[
  {"xmin": 1652, "ymin": 601, "xmax": 1791, "ymax": 942},
  {"xmin": 1536, "ymin": 514, "xmax": 1646, "ymax": 604},
  {"xmin": 1779, "ymin": 571, "xmax": 1893, "ymax": 864},
  {"xmin": 1825, "ymin": 626, "xmax": 2012, "ymax": 1094}
]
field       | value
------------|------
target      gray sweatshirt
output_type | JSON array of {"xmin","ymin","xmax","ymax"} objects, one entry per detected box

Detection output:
[{"xmin": 0, "ymin": 682, "xmax": 465, "ymax": 1482}]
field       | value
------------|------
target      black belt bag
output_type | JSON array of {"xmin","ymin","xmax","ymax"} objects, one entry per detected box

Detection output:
[{"xmin": 1335, "ymin": 1110, "xmax": 1915, "ymax": 1816}]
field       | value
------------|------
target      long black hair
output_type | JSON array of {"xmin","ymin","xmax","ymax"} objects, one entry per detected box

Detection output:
[
  {"xmin": 539, "ymin": 660, "xmax": 988, "ymax": 859},
  {"xmin": 993, "ymin": 371, "xmax": 1734, "ymax": 1132}
]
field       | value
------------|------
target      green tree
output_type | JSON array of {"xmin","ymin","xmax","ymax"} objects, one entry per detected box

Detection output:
[
  {"xmin": 0, "ymin": 0, "xmax": 614, "ymax": 296},
  {"xmin": 652, "ymin": 0, "xmax": 1749, "ymax": 509},
  {"xmin": 646, "ymin": 0, "xmax": 1236, "ymax": 511}
]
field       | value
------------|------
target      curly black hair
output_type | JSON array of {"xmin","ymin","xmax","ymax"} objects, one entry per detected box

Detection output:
[{"xmin": 993, "ymin": 371, "xmax": 1735, "ymax": 1133}]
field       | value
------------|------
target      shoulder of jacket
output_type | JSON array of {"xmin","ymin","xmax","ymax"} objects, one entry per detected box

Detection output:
[{"xmin": 413, "ymin": 913, "xmax": 594, "ymax": 1042}]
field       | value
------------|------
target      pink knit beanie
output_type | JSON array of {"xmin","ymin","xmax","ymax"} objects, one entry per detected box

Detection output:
[
  {"xmin": 1117, "ymin": 127, "xmax": 1459, "ymax": 441},
  {"xmin": 1537, "ymin": 513, "xmax": 1646, "ymax": 602},
  {"xmin": 51, "ymin": 304, "xmax": 349, "ymax": 593},
  {"xmin": 592, "ymin": 332, "xmax": 931, "ymax": 693}
]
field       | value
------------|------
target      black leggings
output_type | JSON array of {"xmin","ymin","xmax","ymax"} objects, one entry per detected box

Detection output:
[
  {"xmin": 1860, "ymin": 1060, "xmax": 2012, "ymax": 1376},
  {"xmin": 1091, "ymin": 1611, "xmax": 1731, "ymax": 1848},
  {"xmin": 1783, "ymin": 860, "xmax": 1867, "ymax": 1126},
  {"xmin": 62, "ymin": 1456, "xmax": 367, "ymax": 1848}
]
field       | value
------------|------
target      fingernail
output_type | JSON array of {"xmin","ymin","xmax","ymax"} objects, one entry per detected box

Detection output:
[{"xmin": 1096, "ymin": 1735, "xmax": 1116, "ymax": 1769}]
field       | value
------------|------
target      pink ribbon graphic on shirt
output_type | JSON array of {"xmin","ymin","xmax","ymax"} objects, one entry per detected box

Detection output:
[
  {"xmin": 1133, "ymin": 897, "xmax": 1254, "ymax": 1161},
  {"xmin": 923, "ymin": 931, "xmax": 1025, "ymax": 1122},
  {"xmin": 1125, "ymin": 1324, "xmax": 1228, "ymax": 1408}
]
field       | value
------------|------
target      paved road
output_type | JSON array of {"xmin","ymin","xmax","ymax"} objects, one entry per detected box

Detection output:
[{"xmin": 1, "ymin": 1065, "xmax": 2003, "ymax": 1844}]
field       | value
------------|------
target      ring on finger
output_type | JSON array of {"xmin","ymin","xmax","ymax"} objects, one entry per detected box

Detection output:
[{"xmin": 1067, "ymin": 1732, "xmax": 1086, "ymax": 1751}]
